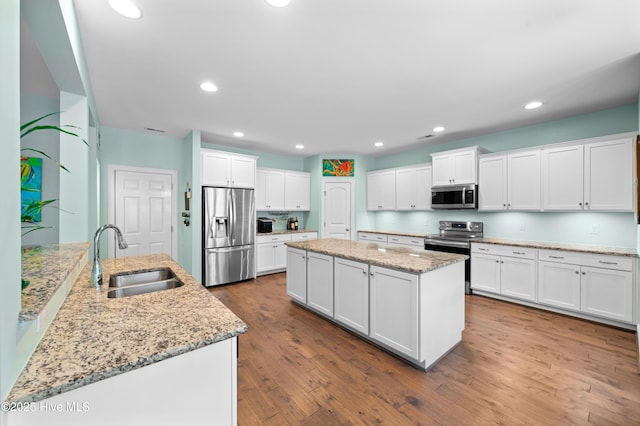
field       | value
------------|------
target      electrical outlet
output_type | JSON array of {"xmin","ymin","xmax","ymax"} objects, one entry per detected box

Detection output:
[
  {"xmin": 590, "ymin": 224, "xmax": 599, "ymax": 234},
  {"xmin": 520, "ymin": 223, "xmax": 526, "ymax": 231}
]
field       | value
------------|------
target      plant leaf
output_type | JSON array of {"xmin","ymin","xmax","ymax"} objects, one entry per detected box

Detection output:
[
  {"xmin": 20, "ymin": 148, "xmax": 70, "ymax": 172},
  {"xmin": 20, "ymin": 112, "xmax": 60, "ymax": 131}
]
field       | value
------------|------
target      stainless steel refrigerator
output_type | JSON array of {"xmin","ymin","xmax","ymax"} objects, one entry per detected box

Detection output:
[{"xmin": 202, "ymin": 186, "xmax": 255, "ymax": 287}]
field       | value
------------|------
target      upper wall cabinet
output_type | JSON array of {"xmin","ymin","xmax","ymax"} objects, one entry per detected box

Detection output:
[
  {"xmin": 479, "ymin": 150, "xmax": 541, "ymax": 211},
  {"xmin": 285, "ymin": 171, "xmax": 311, "ymax": 211},
  {"xmin": 542, "ymin": 137, "xmax": 633, "ymax": 211},
  {"xmin": 396, "ymin": 164, "xmax": 432, "ymax": 211},
  {"xmin": 367, "ymin": 169, "xmax": 396, "ymax": 211},
  {"xmin": 432, "ymin": 146, "xmax": 486, "ymax": 186},
  {"xmin": 256, "ymin": 168, "xmax": 311, "ymax": 211},
  {"xmin": 201, "ymin": 149, "xmax": 256, "ymax": 188}
]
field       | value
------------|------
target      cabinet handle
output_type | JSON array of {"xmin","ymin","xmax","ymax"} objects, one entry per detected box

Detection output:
[
  {"xmin": 582, "ymin": 271, "xmax": 586, "ymax": 275},
  {"xmin": 578, "ymin": 202, "xmax": 582, "ymax": 206},
  {"xmin": 501, "ymin": 261, "xmax": 504, "ymax": 264},
  {"xmin": 598, "ymin": 260, "xmax": 618, "ymax": 265},
  {"xmin": 479, "ymin": 248, "xmax": 488, "ymax": 251},
  {"xmin": 575, "ymin": 270, "xmax": 579, "ymax": 274},
  {"xmin": 549, "ymin": 255, "xmax": 564, "ymax": 259},
  {"xmin": 362, "ymin": 270, "xmax": 367, "ymax": 275},
  {"xmin": 496, "ymin": 260, "xmax": 500, "ymax": 263},
  {"xmin": 585, "ymin": 202, "xmax": 589, "ymax": 206},
  {"xmin": 513, "ymin": 251, "xmax": 525, "ymax": 255},
  {"xmin": 503, "ymin": 204, "xmax": 506, "ymax": 207},
  {"xmin": 370, "ymin": 272, "xmax": 374, "ymax": 277}
]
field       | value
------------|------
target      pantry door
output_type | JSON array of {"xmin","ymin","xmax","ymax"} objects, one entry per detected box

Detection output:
[
  {"xmin": 108, "ymin": 166, "xmax": 177, "ymax": 259},
  {"xmin": 322, "ymin": 180, "xmax": 354, "ymax": 240}
]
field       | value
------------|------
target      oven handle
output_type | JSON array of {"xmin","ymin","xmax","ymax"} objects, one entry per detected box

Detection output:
[{"xmin": 424, "ymin": 239, "xmax": 470, "ymax": 249}]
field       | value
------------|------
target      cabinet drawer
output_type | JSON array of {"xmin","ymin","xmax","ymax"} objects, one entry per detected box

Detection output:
[
  {"xmin": 581, "ymin": 253, "xmax": 633, "ymax": 272},
  {"xmin": 257, "ymin": 234, "xmax": 291, "ymax": 244},
  {"xmin": 291, "ymin": 232, "xmax": 318, "ymax": 242},
  {"xmin": 538, "ymin": 249, "xmax": 582, "ymax": 265},
  {"xmin": 359, "ymin": 232, "xmax": 388, "ymax": 243},
  {"xmin": 387, "ymin": 235, "xmax": 424, "ymax": 247},
  {"xmin": 472, "ymin": 243, "xmax": 536, "ymax": 259}
]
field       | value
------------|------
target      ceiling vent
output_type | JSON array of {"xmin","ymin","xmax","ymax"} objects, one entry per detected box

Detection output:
[
  {"xmin": 417, "ymin": 134, "xmax": 433, "ymax": 139},
  {"xmin": 145, "ymin": 127, "xmax": 165, "ymax": 133}
]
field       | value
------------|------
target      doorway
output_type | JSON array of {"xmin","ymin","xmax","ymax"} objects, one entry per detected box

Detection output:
[
  {"xmin": 108, "ymin": 165, "xmax": 177, "ymax": 259},
  {"xmin": 321, "ymin": 179, "xmax": 355, "ymax": 240}
]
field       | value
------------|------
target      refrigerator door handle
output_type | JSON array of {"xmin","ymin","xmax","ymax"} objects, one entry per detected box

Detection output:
[
  {"xmin": 205, "ymin": 244, "xmax": 253, "ymax": 254},
  {"xmin": 229, "ymin": 189, "xmax": 235, "ymax": 242}
]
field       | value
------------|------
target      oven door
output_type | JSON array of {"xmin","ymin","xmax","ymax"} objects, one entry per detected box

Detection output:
[{"xmin": 424, "ymin": 240, "xmax": 471, "ymax": 294}]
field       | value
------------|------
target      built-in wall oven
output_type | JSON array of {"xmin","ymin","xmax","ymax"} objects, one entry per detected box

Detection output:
[{"xmin": 424, "ymin": 221, "xmax": 483, "ymax": 294}]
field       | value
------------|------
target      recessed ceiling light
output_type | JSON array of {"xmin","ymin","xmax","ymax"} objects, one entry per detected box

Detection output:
[
  {"xmin": 200, "ymin": 82, "xmax": 218, "ymax": 92},
  {"xmin": 295, "ymin": 144, "xmax": 304, "ymax": 149},
  {"xmin": 233, "ymin": 132, "xmax": 244, "ymax": 138},
  {"xmin": 265, "ymin": 0, "xmax": 292, "ymax": 7},
  {"xmin": 108, "ymin": 0, "xmax": 142, "ymax": 19},
  {"xmin": 525, "ymin": 101, "xmax": 543, "ymax": 110},
  {"xmin": 433, "ymin": 126, "xmax": 445, "ymax": 133},
  {"xmin": 374, "ymin": 141, "xmax": 384, "ymax": 147}
]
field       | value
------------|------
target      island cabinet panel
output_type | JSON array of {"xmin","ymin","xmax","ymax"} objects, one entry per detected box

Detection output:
[
  {"xmin": 334, "ymin": 258, "xmax": 369, "ymax": 335},
  {"xmin": 369, "ymin": 266, "xmax": 419, "ymax": 360},
  {"xmin": 286, "ymin": 247, "xmax": 307, "ymax": 303},
  {"xmin": 307, "ymin": 252, "xmax": 334, "ymax": 317}
]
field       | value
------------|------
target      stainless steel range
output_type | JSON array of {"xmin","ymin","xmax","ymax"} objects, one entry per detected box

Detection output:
[{"xmin": 424, "ymin": 221, "xmax": 484, "ymax": 294}]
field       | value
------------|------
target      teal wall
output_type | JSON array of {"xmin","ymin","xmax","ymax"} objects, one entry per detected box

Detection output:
[{"xmin": 0, "ymin": 0, "xmax": 21, "ymax": 402}]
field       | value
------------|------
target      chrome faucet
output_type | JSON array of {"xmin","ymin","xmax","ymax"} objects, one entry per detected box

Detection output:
[{"xmin": 91, "ymin": 224, "xmax": 128, "ymax": 287}]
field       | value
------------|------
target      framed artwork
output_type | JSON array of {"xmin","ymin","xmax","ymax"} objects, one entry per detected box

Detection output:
[
  {"xmin": 21, "ymin": 156, "xmax": 43, "ymax": 222},
  {"xmin": 322, "ymin": 159, "xmax": 354, "ymax": 177}
]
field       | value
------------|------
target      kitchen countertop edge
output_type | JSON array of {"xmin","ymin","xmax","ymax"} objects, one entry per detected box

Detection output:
[{"xmin": 475, "ymin": 237, "xmax": 639, "ymax": 258}]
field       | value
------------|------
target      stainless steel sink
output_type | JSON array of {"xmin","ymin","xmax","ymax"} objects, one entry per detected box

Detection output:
[{"xmin": 107, "ymin": 267, "xmax": 184, "ymax": 298}]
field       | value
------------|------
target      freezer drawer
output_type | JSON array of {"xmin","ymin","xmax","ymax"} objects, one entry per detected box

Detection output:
[{"xmin": 203, "ymin": 245, "xmax": 255, "ymax": 287}]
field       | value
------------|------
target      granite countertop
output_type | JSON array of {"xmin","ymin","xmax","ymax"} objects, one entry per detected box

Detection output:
[
  {"xmin": 8, "ymin": 254, "xmax": 247, "ymax": 404},
  {"xmin": 20, "ymin": 242, "xmax": 92, "ymax": 322},
  {"xmin": 475, "ymin": 238, "xmax": 639, "ymax": 258},
  {"xmin": 358, "ymin": 229, "xmax": 429, "ymax": 238},
  {"xmin": 287, "ymin": 238, "xmax": 466, "ymax": 274},
  {"xmin": 258, "ymin": 229, "xmax": 317, "ymax": 236}
]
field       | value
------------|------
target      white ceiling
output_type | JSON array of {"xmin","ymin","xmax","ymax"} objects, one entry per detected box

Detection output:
[{"xmin": 48, "ymin": 1, "xmax": 640, "ymax": 156}]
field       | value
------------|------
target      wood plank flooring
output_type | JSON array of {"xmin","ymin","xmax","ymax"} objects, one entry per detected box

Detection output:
[{"xmin": 208, "ymin": 272, "xmax": 640, "ymax": 425}]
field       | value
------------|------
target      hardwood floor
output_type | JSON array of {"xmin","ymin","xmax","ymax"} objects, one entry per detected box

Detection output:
[{"xmin": 208, "ymin": 273, "xmax": 640, "ymax": 425}]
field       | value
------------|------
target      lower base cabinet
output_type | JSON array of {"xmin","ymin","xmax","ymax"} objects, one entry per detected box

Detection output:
[
  {"xmin": 286, "ymin": 247, "xmax": 307, "ymax": 303},
  {"xmin": 307, "ymin": 252, "xmax": 334, "ymax": 316},
  {"xmin": 369, "ymin": 266, "xmax": 419, "ymax": 360},
  {"xmin": 581, "ymin": 266, "xmax": 633, "ymax": 323},
  {"xmin": 538, "ymin": 261, "xmax": 581, "ymax": 311},
  {"xmin": 334, "ymin": 258, "xmax": 369, "ymax": 335}
]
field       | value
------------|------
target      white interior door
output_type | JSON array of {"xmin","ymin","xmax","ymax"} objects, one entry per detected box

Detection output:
[
  {"xmin": 322, "ymin": 180, "xmax": 354, "ymax": 240},
  {"xmin": 110, "ymin": 167, "xmax": 176, "ymax": 259}
]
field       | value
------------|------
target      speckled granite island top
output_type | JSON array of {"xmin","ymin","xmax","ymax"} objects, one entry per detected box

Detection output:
[
  {"xmin": 8, "ymin": 254, "xmax": 247, "ymax": 404},
  {"xmin": 475, "ymin": 238, "xmax": 639, "ymax": 258},
  {"xmin": 20, "ymin": 242, "xmax": 91, "ymax": 322},
  {"xmin": 287, "ymin": 238, "xmax": 467, "ymax": 274},
  {"xmin": 358, "ymin": 229, "xmax": 429, "ymax": 238}
]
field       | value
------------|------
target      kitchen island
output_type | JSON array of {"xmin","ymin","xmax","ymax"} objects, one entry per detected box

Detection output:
[
  {"xmin": 285, "ymin": 238, "xmax": 467, "ymax": 370},
  {"xmin": 5, "ymin": 253, "xmax": 247, "ymax": 426}
]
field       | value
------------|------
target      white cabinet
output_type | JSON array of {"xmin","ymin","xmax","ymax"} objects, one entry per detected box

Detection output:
[
  {"xmin": 201, "ymin": 149, "xmax": 256, "ymax": 188},
  {"xmin": 542, "ymin": 137, "xmax": 632, "ymax": 211},
  {"xmin": 479, "ymin": 150, "xmax": 541, "ymax": 211},
  {"xmin": 255, "ymin": 169, "xmax": 285, "ymax": 211},
  {"xmin": 334, "ymin": 258, "xmax": 369, "ymax": 335},
  {"xmin": 307, "ymin": 252, "xmax": 334, "ymax": 317},
  {"xmin": 290, "ymin": 231, "xmax": 318, "ymax": 242},
  {"xmin": 367, "ymin": 169, "xmax": 396, "ymax": 210},
  {"xmin": 471, "ymin": 244, "xmax": 537, "ymax": 302},
  {"xmin": 369, "ymin": 266, "xmax": 419, "ymax": 359},
  {"xmin": 432, "ymin": 146, "xmax": 484, "ymax": 186},
  {"xmin": 256, "ymin": 234, "xmax": 289, "ymax": 274},
  {"xmin": 286, "ymin": 247, "xmax": 307, "ymax": 303},
  {"xmin": 386, "ymin": 235, "xmax": 425, "ymax": 249},
  {"xmin": 396, "ymin": 164, "xmax": 432, "ymax": 210},
  {"xmin": 284, "ymin": 171, "xmax": 311, "ymax": 211},
  {"xmin": 358, "ymin": 232, "xmax": 388, "ymax": 244},
  {"xmin": 537, "ymin": 249, "xmax": 634, "ymax": 323}
]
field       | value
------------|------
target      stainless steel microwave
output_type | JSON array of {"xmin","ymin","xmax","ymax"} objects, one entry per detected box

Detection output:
[{"xmin": 431, "ymin": 185, "xmax": 478, "ymax": 209}]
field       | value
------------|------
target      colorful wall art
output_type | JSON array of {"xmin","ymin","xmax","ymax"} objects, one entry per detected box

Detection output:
[
  {"xmin": 20, "ymin": 156, "xmax": 43, "ymax": 222},
  {"xmin": 322, "ymin": 159, "xmax": 354, "ymax": 176}
]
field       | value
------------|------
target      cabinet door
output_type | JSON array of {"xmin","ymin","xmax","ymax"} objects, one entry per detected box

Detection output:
[
  {"xmin": 255, "ymin": 169, "xmax": 268, "ymax": 210},
  {"xmin": 367, "ymin": 172, "xmax": 380, "ymax": 210},
  {"xmin": 470, "ymin": 253, "xmax": 501, "ymax": 294},
  {"xmin": 256, "ymin": 243, "xmax": 275, "ymax": 274},
  {"xmin": 452, "ymin": 151, "xmax": 476, "ymax": 184},
  {"xmin": 378, "ymin": 170, "xmax": 396, "ymax": 210},
  {"xmin": 500, "ymin": 257, "xmax": 536, "ymax": 301},
  {"xmin": 266, "ymin": 170, "xmax": 285, "ymax": 210},
  {"xmin": 201, "ymin": 151, "xmax": 230, "ymax": 186},
  {"xmin": 307, "ymin": 252, "xmax": 334, "ymax": 316},
  {"xmin": 334, "ymin": 258, "xmax": 369, "ymax": 334},
  {"xmin": 584, "ymin": 138, "xmax": 632, "ymax": 211},
  {"xmin": 580, "ymin": 266, "xmax": 633, "ymax": 323},
  {"xmin": 230, "ymin": 155, "xmax": 255, "ymax": 188},
  {"xmin": 369, "ymin": 266, "xmax": 419, "ymax": 359},
  {"xmin": 479, "ymin": 156, "xmax": 507, "ymax": 210},
  {"xmin": 432, "ymin": 155, "xmax": 454, "ymax": 186},
  {"xmin": 273, "ymin": 242, "xmax": 288, "ymax": 270},
  {"xmin": 537, "ymin": 261, "xmax": 581, "ymax": 311},
  {"xmin": 286, "ymin": 248, "xmax": 307, "ymax": 303},
  {"xmin": 395, "ymin": 168, "xmax": 414, "ymax": 210},
  {"xmin": 542, "ymin": 145, "xmax": 584, "ymax": 210},
  {"xmin": 413, "ymin": 165, "xmax": 432, "ymax": 210},
  {"xmin": 508, "ymin": 150, "xmax": 541, "ymax": 210},
  {"xmin": 285, "ymin": 172, "xmax": 310, "ymax": 211}
]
